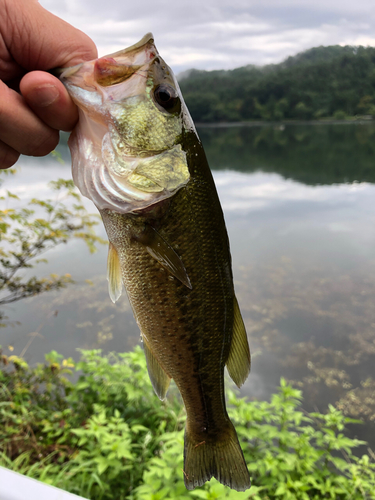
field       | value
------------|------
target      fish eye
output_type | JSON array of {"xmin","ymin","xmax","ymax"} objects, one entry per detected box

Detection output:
[{"xmin": 153, "ymin": 84, "xmax": 180, "ymax": 113}]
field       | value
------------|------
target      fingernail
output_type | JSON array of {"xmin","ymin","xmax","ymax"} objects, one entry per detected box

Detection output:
[{"xmin": 29, "ymin": 84, "xmax": 60, "ymax": 107}]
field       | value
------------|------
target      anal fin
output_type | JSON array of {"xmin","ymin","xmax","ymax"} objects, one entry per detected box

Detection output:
[
  {"xmin": 142, "ymin": 336, "xmax": 171, "ymax": 400},
  {"xmin": 226, "ymin": 296, "xmax": 251, "ymax": 387},
  {"xmin": 107, "ymin": 242, "xmax": 123, "ymax": 303}
]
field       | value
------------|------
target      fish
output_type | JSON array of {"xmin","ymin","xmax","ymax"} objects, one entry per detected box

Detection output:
[{"xmin": 59, "ymin": 33, "xmax": 251, "ymax": 491}]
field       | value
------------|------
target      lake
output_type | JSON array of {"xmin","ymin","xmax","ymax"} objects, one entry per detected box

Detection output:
[{"xmin": 1, "ymin": 122, "xmax": 375, "ymax": 446}]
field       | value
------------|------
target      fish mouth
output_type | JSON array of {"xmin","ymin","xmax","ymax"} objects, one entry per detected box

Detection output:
[
  {"xmin": 59, "ymin": 33, "xmax": 158, "ymax": 95},
  {"xmin": 108, "ymin": 32, "xmax": 155, "ymax": 58},
  {"xmin": 93, "ymin": 33, "xmax": 158, "ymax": 87}
]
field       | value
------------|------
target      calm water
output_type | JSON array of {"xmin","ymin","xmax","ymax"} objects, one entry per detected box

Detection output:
[{"xmin": 1, "ymin": 123, "xmax": 375, "ymax": 443}]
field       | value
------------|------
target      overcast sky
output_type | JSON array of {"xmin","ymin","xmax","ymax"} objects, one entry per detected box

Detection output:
[{"xmin": 40, "ymin": 0, "xmax": 375, "ymax": 74}]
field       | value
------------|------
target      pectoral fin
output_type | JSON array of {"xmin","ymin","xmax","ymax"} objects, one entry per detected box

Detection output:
[
  {"xmin": 142, "ymin": 336, "xmax": 171, "ymax": 400},
  {"xmin": 136, "ymin": 224, "xmax": 192, "ymax": 289},
  {"xmin": 226, "ymin": 296, "xmax": 251, "ymax": 387},
  {"xmin": 107, "ymin": 242, "xmax": 123, "ymax": 303}
]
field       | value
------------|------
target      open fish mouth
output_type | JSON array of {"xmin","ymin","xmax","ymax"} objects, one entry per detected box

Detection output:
[{"xmin": 59, "ymin": 33, "xmax": 157, "ymax": 94}]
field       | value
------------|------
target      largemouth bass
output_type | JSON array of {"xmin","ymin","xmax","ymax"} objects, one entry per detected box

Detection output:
[{"xmin": 59, "ymin": 33, "xmax": 251, "ymax": 491}]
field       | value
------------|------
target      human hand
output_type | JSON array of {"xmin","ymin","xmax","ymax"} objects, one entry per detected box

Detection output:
[{"xmin": 0, "ymin": 0, "xmax": 97, "ymax": 168}]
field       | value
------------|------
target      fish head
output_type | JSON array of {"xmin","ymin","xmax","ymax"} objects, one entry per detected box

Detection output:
[{"xmin": 60, "ymin": 33, "xmax": 194, "ymax": 213}]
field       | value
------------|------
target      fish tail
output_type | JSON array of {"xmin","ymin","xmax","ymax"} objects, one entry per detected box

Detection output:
[{"xmin": 183, "ymin": 421, "xmax": 251, "ymax": 491}]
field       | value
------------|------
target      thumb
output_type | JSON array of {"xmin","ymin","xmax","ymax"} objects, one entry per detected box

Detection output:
[{"xmin": 4, "ymin": 0, "xmax": 97, "ymax": 71}]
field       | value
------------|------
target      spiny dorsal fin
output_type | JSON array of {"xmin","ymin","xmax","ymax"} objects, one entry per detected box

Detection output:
[
  {"xmin": 107, "ymin": 242, "xmax": 123, "ymax": 303},
  {"xmin": 142, "ymin": 336, "xmax": 171, "ymax": 400},
  {"xmin": 226, "ymin": 296, "xmax": 251, "ymax": 387},
  {"xmin": 145, "ymin": 225, "xmax": 192, "ymax": 289}
]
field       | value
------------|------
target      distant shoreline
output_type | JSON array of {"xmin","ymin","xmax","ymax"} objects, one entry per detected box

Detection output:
[{"xmin": 196, "ymin": 118, "xmax": 375, "ymax": 128}]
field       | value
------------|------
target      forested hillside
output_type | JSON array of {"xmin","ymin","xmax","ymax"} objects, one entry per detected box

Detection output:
[{"xmin": 179, "ymin": 45, "xmax": 375, "ymax": 122}]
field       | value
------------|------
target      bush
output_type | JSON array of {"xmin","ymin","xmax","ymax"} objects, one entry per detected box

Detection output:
[
  {"xmin": 293, "ymin": 102, "xmax": 313, "ymax": 120},
  {"xmin": 333, "ymin": 110, "xmax": 347, "ymax": 120},
  {"xmin": 0, "ymin": 169, "xmax": 105, "ymax": 326},
  {"xmin": 0, "ymin": 347, "xmax": 182, "ymax": 499},
  {"xmin": 1, "ymin": 347, "xmax": 375, "ymax": 499}
]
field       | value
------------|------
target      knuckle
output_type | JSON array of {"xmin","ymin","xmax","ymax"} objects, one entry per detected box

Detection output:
[
  {"xmin": 0, "ymin": 83, "xmax": 11, "ymax": 120},
  {"xmin": 26, "ymin": 131, "xmax": 59, "ymax": 157},
  {"xmin": 0, "ymin": 146, "xmax": 20, "ymax": 169}
]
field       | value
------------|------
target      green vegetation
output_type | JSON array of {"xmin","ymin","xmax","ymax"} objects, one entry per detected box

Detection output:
[
  {"xmin": 199, "ymin": 122, "xmax": 375, "ymax": 185},
  {"xmin": 0, "ymin": 168, "xmax": 104, "ymax": 326},
  {"xmin": 180, "ymin": 45, "xmax": 375, "ymax": 123},
  {"xmin": 1, "ymin": 156, "xmax": 375, "ymax": 499},
  {"xmin": 1, "ymin": 348, "xmax": 375, "ymax": 499}
]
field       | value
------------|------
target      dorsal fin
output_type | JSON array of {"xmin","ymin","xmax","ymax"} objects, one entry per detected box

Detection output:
[
  {"xmin": 107, "ymin": 242, "xmax": 123, "ymax": 303},
  {"xmin": 142, "ymin": 336, "xmax": 171, "ymax": 400},
  {"xmin": 226, "ymin": 296, "xmax": 251, "ymax": 387}
]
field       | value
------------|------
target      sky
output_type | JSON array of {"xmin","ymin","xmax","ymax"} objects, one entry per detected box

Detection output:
[{"xmin": 40, "ymin": 0, "xmax": 375, "ymax": 74}]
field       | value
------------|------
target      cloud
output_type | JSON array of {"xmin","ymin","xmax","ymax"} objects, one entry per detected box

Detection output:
[
  {"xmin": 213, "ymin": 171, "xmax": 371, "ymax": 213},
  {"xmin": 39, "ymin": 0, "xmax": 375, "ymax": 72}
]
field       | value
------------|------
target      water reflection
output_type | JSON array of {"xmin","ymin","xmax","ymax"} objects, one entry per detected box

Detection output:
[
  {"xmin": 1, "ymin": 123, "xmax": 375, "ymax": 447},
  {"xmin": 199, "ymin": 122, "xmax": 375, "ymax": 184}
]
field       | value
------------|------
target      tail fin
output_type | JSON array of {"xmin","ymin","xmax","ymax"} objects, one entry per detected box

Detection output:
[{"xmin": 183, "ymin": 421, "xmax": 251, "ymax": 491}]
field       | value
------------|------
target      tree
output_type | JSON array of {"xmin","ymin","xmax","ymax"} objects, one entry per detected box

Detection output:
[
  {"xmin": 293, "ymin": 101, "xmax": 313, "ymax": 120},
  {"xmin": 180, "ymin": 45, "xmax": 375, "ymax": 122}
]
